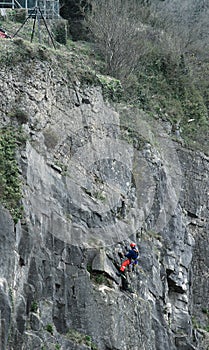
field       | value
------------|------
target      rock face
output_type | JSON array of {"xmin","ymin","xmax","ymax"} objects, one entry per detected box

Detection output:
[{"xmin": 0, "ymin": 55, "xmax": 209, "ymax": 350}]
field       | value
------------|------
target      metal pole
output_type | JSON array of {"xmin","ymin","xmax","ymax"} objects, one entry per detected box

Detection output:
[
  {"xmin": 12, "ymin": 7, "xmax": 35, "ymax": 38},
  {"xmin": 38, "ymin": 6, "xmax": 56, "ymax": 49},
  {"xmin": 37, "ymin": 9, "xmax": 41, "ymax": 43},
  {"xmin": 31, "ymin": 7, "xmax": 37, "ymax": 42}
]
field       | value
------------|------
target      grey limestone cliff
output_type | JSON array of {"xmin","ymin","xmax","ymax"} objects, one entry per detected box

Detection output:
[{"xmin": 0, "ymin": 50, "xmax": 208, "ymax": 350}]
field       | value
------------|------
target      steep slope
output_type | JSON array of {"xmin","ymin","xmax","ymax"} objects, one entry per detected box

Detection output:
[{"xmin": 0, "ymin": 40, "xmax": 208, "ymax": 350}]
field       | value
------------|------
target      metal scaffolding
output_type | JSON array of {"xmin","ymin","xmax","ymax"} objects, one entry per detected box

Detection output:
[{"xmin": 0, "ymin": 0, "xmax": 60, "ymax": 19}]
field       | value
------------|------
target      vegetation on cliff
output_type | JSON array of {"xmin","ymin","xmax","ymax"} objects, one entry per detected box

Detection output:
[
  {"xmin": 0, "ymin": 127, "xmax": 25, "ymax": 223},
  {"xmin": 2, "ymin": 1, "xmax": 208, "ymax": 152},
  {"xmin": 0, "ymin": 0, "xmax": 208, "ymax": 220},
  {"xmin": 87, "ymin": 0, "xmax": 209, "ymax": 153}
]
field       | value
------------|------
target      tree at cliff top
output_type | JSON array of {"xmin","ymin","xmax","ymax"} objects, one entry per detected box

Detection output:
[
  {"xmin": 86, "ymin": 0, "xmax": 208, "ymax": 153},
  {"xmin": 60, "ymin": 0, "xmax": 91, "ymax": 40},
  {"xmin": 87, "ymin": 0, "xmax": 155, "ymax": 81}
]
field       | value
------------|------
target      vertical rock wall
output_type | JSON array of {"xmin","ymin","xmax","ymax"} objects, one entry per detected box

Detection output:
[{"xmin": 0, "ymin": 59, "xmax": 208, "ymax": 350}]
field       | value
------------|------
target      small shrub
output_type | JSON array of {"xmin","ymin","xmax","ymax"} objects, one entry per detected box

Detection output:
[
  {"xmin": 94, "ymin": 191, "xmax": 106, "ymax": 202},
  {"xmin": 97, "ymin": 74, "xmax": 123, "ymax": 102},
  {"xmin": 9, "ymin": 108, "xmax": 29, "ymax": 124},
  {"xmin": 95, "ymin": 273, "xmax": 106, "ymax": 284},
  {"xmin": 85, "ymin": 335, "xmax": 91, "ymax": 342},
  {"xmin": 30, "ymin": 301, "xmax": 38, "ymax": 313},
  {"xmin": 53, "ymin": 20, "xmax": 67, "ymax": 45},
  {"xmin": 45, "ymin": 323, "xmax": 53, "ymax": 335},
  {"xmin": 78, "ymin": 69, "xmax": 99, "ymax": 86},
  {"xmin": 90, "ymin": 271, "xmax": 112, "ymax": 287},
  {"xmin": 191, "ymin": 316, "xmax": 199, "ymax": 329},
  {"xmin": 66, "ymin": 329, "xmax": 98, "ymax": 349},
  {"xmin": 66, "ymin": 329, "xmax": 84, "ymax": 344},
  {"xmin": 8, "ymin": 9, "xmax": 26, "ymax": 23}
]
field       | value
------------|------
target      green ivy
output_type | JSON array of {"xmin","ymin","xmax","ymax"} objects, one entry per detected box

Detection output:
[
  {"xmin": 97, "ymin": 74, "xmax": 123, "ymax": 102},
  {"xmin": 45, "ymin": 323, "xmax": 53, "ymax": 335},
  {"xmin": 89, "ymin": 271, "xmax": 112, "ymax": 287},
  {"xmin": 66, "ymin": 329, "xmax": 98, "ymax": 350},
  {"xmin": 30, "ymin": 301, "xmax": 38, "ymax": 313},
  {"xmin": 0, "ymin": 126, "xmax": 25, "ymax": 223}
]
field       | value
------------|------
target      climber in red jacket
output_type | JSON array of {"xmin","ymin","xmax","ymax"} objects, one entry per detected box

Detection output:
[{"xmin": 120, "ymin": 242, "xmax": 139, "ymax": 272}]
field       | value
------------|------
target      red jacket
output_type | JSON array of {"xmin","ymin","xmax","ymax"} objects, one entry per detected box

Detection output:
[{"xmin": 0, "ymin": 30, "xmax": 10, "ymax": 39}]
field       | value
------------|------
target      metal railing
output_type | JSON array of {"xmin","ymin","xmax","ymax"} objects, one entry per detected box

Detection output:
[
  {"xmin": 0, "ymin": 0, "xmax": 60, "ymax": 19},
  {"xmin": 0, "ymin": 0, "xmax": 23, "ymax": 9}
]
